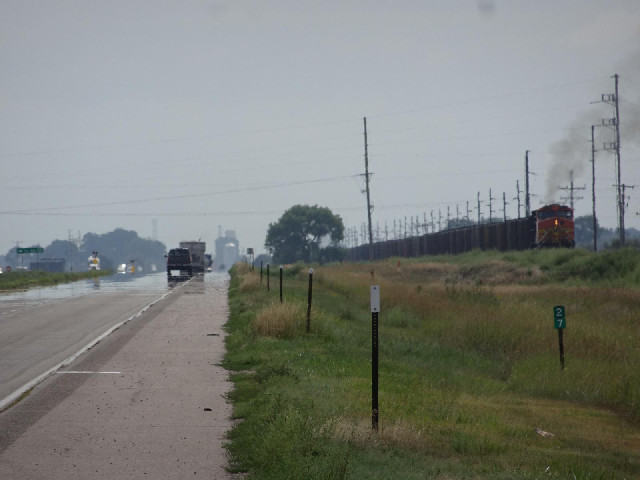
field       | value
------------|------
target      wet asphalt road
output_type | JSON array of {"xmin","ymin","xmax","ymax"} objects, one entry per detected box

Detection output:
[
  {"xmin": 0, "ymin": 273, "xmax": 233, "ymax": 479},
  {"xmin": 0, "ymin": 273, "xmax": 174, "ymax": 408}
]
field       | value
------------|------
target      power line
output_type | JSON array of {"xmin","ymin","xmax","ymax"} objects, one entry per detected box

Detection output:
[
  {"xmin": 368, "ymin": 77, "xmax": 609, "ymax": 120},
  {"xmin": 0, "ymin": 78, "xmax": 609, "ymax": 159},
  {"xmin": 0, "ymin": 174, "xmax": 357, "ymax": 215},
  {"xmin": 0, "ymin": 119, "xmax": 361, "ymax": 158}
]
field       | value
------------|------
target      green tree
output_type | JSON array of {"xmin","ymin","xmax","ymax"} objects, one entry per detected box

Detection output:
[{"xmin": 265, "ymin": 205, "xmax": 344, "ymax": 264}]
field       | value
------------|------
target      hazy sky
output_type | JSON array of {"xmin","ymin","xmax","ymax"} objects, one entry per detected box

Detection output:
[{"xmin": 1, "ymin": 1, "xmax": 639, "ymax": 258}]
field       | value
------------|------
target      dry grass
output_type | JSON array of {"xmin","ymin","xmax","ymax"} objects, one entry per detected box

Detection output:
[
  {"xmin": 334, "ymin": 417, "xmax": 432, "ymax": 452},
  {"xmin": 250, "ymin": 301, "xmax": 306, "ymax": 338},
  {"xmin": 238, "ymin": 271, "xmax": 261, "ymax": 292},
  {"xmin": 226, "ymin": 254, "xmax": 640, "ymax": 478}
]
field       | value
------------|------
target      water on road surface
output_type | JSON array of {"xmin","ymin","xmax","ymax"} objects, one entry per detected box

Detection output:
[{"xmin": 0, "ymin": 271, "xmax": 229, "ymax": 315}]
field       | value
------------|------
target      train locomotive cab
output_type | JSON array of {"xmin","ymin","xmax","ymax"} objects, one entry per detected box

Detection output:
[{"xmin": 533, "ymin": 204, "xmax": 575, "ymax": 248}]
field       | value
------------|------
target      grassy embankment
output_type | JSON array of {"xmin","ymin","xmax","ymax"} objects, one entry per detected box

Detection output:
[
  {"xmin": 223, "ymin": 248, "xmax": 640, "ymax": 479},
  {"xmin": 0, "ymin": 270, "xmax": 111, "ymax": 290}
]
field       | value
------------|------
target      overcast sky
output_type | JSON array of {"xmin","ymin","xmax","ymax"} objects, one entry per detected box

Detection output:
[{"xmin": 1, "ymin": 1, "xmax": 639, "ymax": 259}]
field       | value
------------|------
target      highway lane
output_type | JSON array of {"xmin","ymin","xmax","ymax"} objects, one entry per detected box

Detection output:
[{"xmin": 0, "ymin": 273, "xmax": 175, "ymax": 408}]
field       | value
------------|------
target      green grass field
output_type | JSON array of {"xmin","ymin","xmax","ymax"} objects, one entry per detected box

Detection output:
[{"xmin": 223, "ymin": 249, "xmax": 640, "ymax": 479}]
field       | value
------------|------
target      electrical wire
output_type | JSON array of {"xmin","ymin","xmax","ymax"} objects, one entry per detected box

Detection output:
[{"xmin": 0, "ymin": 174, "xmax": 358, "ymax": 215}]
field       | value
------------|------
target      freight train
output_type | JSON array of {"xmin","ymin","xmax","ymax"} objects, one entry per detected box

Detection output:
[
  {"xmin": 345, "ymin": 204, "xmax": 575, "ymax": 261},
  {"xmin": 532, "ymin": 204, "xmax": 575, "ymax": 248}
]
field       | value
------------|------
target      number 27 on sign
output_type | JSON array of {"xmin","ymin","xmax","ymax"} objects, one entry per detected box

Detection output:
[{"xmin": 553, "ymin": 305, "xmax": 566, "ymax": 329}]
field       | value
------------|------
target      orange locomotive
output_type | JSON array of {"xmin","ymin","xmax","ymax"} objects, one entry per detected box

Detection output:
[{"xmin": 532, "ymin": 204, "xmax": 575, "ymax": 248}]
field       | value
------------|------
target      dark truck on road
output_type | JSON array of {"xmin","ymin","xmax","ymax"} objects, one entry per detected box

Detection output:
[
  {"xmin": 179, "ymin": 241, "xmax": 206, "ymax": 273},
  {"xmin": 166, "ymin": 248, "xmax": 192, "ymax": 280}
]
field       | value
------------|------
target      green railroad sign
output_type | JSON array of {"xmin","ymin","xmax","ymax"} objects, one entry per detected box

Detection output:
[
  {"xmin": 16, "ymin": 247, "xmax": 44, "ymax": 254},
  {"xmin": 553, "ymin": 305, "xmax": 566, "ymax": 329}
]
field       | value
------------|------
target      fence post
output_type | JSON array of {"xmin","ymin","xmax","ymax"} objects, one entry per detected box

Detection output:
[
  {"xmin": 306, "ymin": 268, "xmax": 313, "ymax": 333},
  {"xmin": 371, "ymin": 284, "xmax": 380, "ymax": 432}
]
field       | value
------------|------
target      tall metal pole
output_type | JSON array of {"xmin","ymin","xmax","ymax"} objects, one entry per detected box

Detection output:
[
  {"xmin": 502, "ymin": 192, "xmax": 507, "ymax": 222},
  {"xmin": 516, "ymin": 180, "xmax": 522, "ymax": 219},
  {"xmin": 591, "ymin": 125, "xmax": 597, "ymax": 252},
  {"xmin": 489, "ymin": 188, "xmax": 494, "ymax": 221},
  {"xmin": 364, "ymin": 117, "xmax": 374, "ymax": 261},
  {"xmin": 614, "ymin": 74, "xmax": 624, "ymax": 246},
  {"xmin": 525, "ymin": 150, "xmax": 531, "ymax": 217}
]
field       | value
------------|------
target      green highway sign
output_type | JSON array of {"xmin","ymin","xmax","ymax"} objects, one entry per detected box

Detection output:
[
  {"xmin": 16, "ymin": 247, "xmax": 44, "ymax": 254},
  {"xmin": 553, "ymin": 305, "xmax": 566, "ymax": 329}
]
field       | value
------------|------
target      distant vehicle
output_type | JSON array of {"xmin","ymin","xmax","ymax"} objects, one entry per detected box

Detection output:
[
  {"xmin": 179, "ymin": 241, "xmax": 206, "ymax": 273},
  {"xmin": 166, "ymin": 248, "xmax": 192, "ymax": 280},
  {"xmin": 88, "ymin": 252, "xmax": 101, "ymax": 271}
]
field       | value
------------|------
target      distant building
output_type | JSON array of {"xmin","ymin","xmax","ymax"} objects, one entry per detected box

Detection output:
[
  {"xmin": 30, "ymin": 258, "xmax": 66, "ymax": 273},
  {"xmin": 214, "ymin": 228, "xmax": 240, "ymax": 270}
]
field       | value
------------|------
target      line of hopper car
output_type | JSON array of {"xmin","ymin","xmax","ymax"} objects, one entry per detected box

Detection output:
[{"xmin": 346, "ymin": 204, "xmax": 575, "ymax": 261}]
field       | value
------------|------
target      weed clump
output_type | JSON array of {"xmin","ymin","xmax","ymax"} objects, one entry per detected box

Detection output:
[
  {"xmin": 238, "ymin": 272, "xmax": 261, "ymax": 292},
  {"xmin": 250, "ymin": 301, "xmax": 306, "ymax": 338}
]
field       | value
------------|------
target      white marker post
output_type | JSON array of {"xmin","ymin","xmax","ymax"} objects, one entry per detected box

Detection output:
[{"xmin": 371, "ymin": 285, "xmax": 380, "ymax": 432}]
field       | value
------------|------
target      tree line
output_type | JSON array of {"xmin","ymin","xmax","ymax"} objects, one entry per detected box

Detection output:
[{"xmin": 2, "ymin": 228, "xmax": 166, "ymax": 273}]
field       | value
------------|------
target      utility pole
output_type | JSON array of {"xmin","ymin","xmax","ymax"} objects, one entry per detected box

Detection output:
[
  {"xmin": 502, "ymin": 192, "xmax": 507, "ymax": 222},
  {"xmin": 525, "ymin": 150, "xmax": 531, "ymax": 217},
  {"xmin": 363, "ymin": 117, "xmax": 374, "ymax": 260},
  {"xmin": 602, "ymin": 75, "xmax": 624, "ymax": 245},
  {"xmin": 477, "ymin": 192, "xmax": 482, "ymax": 223},
  {"xmin": 466, "ymin": 201, "xmax": 471, "ymax": 223},
  {"xmin": 447, "ymin": 206, "xmax": 451, "ymax": 229},
  {"xmin": 559, "ymin": 170, "xmax": 585, "ymax": 210},
  {"xmin": 515, "ymin": 180, "xmax": 522, "ymax": 219},
  {"xmin": 488, "ymin": 188, "xmax": 495, "ymax": 222},
  {"xmin": 591, "ymin": 125, "xmax": 598, "ymax": 252},
  {"xmin": 438, "ymin": 210, "xmax": 442, "ymax": 232}
]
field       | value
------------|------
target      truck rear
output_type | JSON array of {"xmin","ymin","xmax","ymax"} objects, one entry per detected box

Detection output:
[{"xmin": 179, "ymin": 241, "xmax": 206, "ymax": 273}]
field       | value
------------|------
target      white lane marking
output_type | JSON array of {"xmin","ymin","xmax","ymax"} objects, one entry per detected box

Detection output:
[
  {"xmin": 0, "ymin": 285, "xmax": 181, "ymax": 411},
  {"xmin": 56, "ymin": 371, "xmax": 121, "ymax": 374}
]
